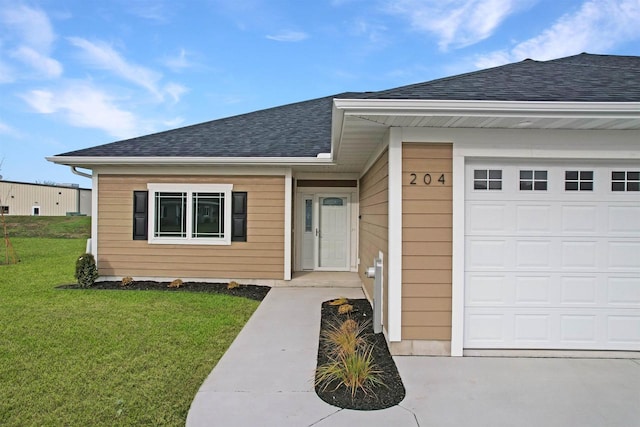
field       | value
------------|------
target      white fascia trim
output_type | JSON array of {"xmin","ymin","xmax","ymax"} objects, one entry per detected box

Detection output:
[
  {"xmin": 331, "ymin": 103, "xmax": 346, "ymax": 164},
  {"xmin": 333, "ymin": 99, "xmax": 640, "ymax": 118},
  {"xmin": 284, "ymin": 168, "xmax": 293, "ymax": 280},
  {"xmin": 450, "ymin": 151, "xmax": 465, "ymax": 356},
  {"xmin": 387, "ymin": 128, "xmax": 403, "ymax": 342},
  {"xmin": 46, "ymin": 156, "xmax": 335, "ymax": 167}
]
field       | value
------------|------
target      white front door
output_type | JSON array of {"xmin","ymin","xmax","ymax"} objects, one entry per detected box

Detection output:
[{"xmin": 318, "ymin": 196, "xmax": 349, "ymax": 270}]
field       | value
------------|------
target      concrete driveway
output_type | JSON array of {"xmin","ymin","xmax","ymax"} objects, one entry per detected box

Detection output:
[{"xmin": 186, "ymin": 287, "xmax": 640, "ymax": 427}]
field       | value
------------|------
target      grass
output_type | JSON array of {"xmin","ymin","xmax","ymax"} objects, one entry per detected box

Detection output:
[
  {"xmin": 0, "ymin": 236, "xmax": 260, "ymax": 426},
  {"xmin": 2, "ymin": 215, "xmax": 91, "ymax": 239}
]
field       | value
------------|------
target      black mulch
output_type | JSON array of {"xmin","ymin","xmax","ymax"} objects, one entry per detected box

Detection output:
[
  {"xmin": 315, "ymin": 298, "xmax": 406, "ymax": 410},
  {"xmin": 57, "ymin": 281, "xmax": 270, "ymax": 301}
]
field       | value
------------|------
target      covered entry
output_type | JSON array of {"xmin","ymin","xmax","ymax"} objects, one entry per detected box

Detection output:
[{"xmin": 295, "ymin": 180, "xmax": 358, "ymax": 272}]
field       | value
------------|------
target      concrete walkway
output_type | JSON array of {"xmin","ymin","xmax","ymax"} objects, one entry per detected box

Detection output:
[{"xmin": 186, "ymin": 287, "xmax": 640, "ymax": 427}]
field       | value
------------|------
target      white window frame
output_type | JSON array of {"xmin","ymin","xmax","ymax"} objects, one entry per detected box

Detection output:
[{"xmin": 147, "ymin": 183, "xmax": 233, "ymax": 245}]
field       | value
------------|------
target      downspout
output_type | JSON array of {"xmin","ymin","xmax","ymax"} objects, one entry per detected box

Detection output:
[
  {"xmin": 70, "ymin": 166, "xmax": 92, "ymax": 179},
  {"xmin": 70, "ymin": 166, "xmax": 94, "ymax": 253}
]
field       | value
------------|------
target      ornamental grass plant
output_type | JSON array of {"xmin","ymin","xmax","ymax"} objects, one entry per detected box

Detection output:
[{"xmin": 315, "ymin": 315, "xmax": 383, "ymax": 398}]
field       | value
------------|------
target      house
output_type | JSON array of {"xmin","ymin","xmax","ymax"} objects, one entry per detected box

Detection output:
[
  {"xmin": 0, "ymin": 180, "xmax": 91, "ymax": 216},
  {"xmin": 47, "ymin": 53, "xmax": 640, "ymax": 356}
]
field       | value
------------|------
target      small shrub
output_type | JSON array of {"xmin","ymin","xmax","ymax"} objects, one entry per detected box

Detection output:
[
  {"xmin": 168, "ymin": 279, "xmax": 183, "ymax": 288},
  {"xmin": 329, "ymin": 297, "xmax": 349, "ymax": 306},
  {"xmin": 227, "ymin": 281, "xmax": 239, "ymax": 290},
  {"xmin": 316, "ymin": 345, "xmax": 383, "ymax": 398},
  {"xmin": 75, "ymin": 253, "xmax": 99, "ymax": 288},
  {"xmin": 337, "ymin": 304, "xmax": 353, "ymax": 315}
]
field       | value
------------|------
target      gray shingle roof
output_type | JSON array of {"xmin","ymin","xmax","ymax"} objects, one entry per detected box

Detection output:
[
  {"xmin": 363, "ymin": 53, "xmax": 640, "ymax": 102},
  {"xmin": 58, "ymin": 93, "xmax": 363, "ymax": 158},
  {"xmin": 57, "ymin": 53, "xmax": 640, "ymax": 158}
]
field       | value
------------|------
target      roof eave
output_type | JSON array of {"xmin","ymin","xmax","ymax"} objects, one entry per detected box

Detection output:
[
  {"xmin": 46, "ymin": 156, "xmax": 335, "ymax": 167},
  {"xmin": 333, "ymin": 99, "xmax": 640, "ymax": 118}
]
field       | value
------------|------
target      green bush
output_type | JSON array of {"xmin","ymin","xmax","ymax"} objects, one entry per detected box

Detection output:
[{"xmin": 75, "ymin": 253, "xmax": 99, "ymax": 288}]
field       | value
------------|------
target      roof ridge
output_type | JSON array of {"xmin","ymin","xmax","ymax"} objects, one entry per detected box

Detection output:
[
  {"xmin": 543, "ymin": 52, "xmax": 640, "ymax": 70},
  {"xmin": 360, "ymin": 59, "xmax": 537, "ymax": 99}
]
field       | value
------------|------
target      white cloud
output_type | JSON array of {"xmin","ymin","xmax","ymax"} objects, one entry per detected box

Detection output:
[
  {"xmin": 21, "ymin": 84, "xmax": 140, "ymax": 139},
  {"xmin": 0, "ymin": 58, "xmax": 14, "ymax": 83},
  {"xmin": 0, "ymin": 4, "xmax": 56, "ymax": 51},
  {"xmin": 0, "ymin": 4, "xmax": 62, "ymax": 79},
  {"xmin": 384, "ymin": 0, "xmax": 527, "ymax": 50},
  {"xmin": 0, "ymin": 120, "xmax": 20, "ymax": 137},
  {"xmin": 68, "ymin": 37, "xmax": 163, "ymax": 98},
  {"xmin": 266, "ymin": 30, "xmax": 309, "ymax": 42},
  {"xmin": 353, "ymin": 18, "xmax": 389, "ymax": 44},
  {"xmin": 164, "ymin": 48, "xmax": 192, "ymax": 72},
  {"xmin": 475, "ymin": 0, "xmax": 640, "ymax": 67},
  {"xmin": 125, "ymin": 0, "xmax": 169, "ymax": 22},
  {"xmin": 10, "ymin": 46, "xmax": 62, "ymax": 78},
  {"xmin": 163, "ymin": 82, "xmax": 188, "ymax": 103}
]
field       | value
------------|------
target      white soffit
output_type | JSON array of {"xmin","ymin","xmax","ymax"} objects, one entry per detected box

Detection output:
[{"xmin": 333, "ymin": 99, "xmax": 640, "ymax": 130}]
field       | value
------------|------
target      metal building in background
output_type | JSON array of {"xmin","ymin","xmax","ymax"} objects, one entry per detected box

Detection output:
[{"xmin": 0, "ymin": 180, "xmax": 91, "ymax": 216}]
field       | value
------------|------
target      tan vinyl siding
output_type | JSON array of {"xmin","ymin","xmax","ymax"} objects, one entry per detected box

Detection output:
[
  {"xmin": 402, "ymin": 143, "xmax": 452, "ymax": 341},
  {"xmin": 97, "ymin": 175, "xmax": 285, "ymax": 280},
  {"xmin": 358, "ymin": 151, "xmax": 389, "ymax": 326}
]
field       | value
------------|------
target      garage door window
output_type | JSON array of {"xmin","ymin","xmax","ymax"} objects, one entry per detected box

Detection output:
[
  {"xmin": 520, "ymin": 170, "xmax": 547, "ymax": 191},
  {"xmin": 474, "ymin": 169, "xmax": 502, "ymax": 190},
  {"xmin": 565, "ymin": 170, "xmax": 593, "ymax": 191},
  {"xmin": 612, "ymin": 171, "xmax": 640, "ymax": 192}
]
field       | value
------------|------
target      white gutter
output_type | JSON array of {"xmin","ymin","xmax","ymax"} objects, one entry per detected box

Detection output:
[
  {"xmin": 47, "ymin": 156, "xmax": 335, "ymax": 167},
  {"xmin": 333, "ymin": 99, "xmax": 640, "ymax": 118}
]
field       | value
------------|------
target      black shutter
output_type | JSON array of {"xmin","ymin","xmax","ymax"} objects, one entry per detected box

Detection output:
[
  {"xmin": 231, "ymin": 192, "xmax": 247, "ymax": 242},
  {"xmin": 133, "ymin": 191, "xmax": 148, "ymax": 240}
]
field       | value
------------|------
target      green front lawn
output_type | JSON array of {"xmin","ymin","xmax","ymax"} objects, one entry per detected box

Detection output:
[{"xmin": 0, "ymin": 238, "xmax": 259, "ymax": 426}]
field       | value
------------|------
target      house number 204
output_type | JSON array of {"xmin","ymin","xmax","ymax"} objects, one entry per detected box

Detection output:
[{"xmin": 409, "ymin": 173, "xmax": 446, "ymax": 185}]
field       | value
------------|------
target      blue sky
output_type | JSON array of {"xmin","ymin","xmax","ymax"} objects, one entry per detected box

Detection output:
[{"xmin": 1, "ymin": 0, "xmax": 639, "ymax": 186}]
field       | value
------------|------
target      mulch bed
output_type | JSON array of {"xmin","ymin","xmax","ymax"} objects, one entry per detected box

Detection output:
[
  {"xmin": 315, "ymin": 298, "xmax": 406, "ymax": 410},
  {"xmin": 57, "ymin": 280, "xmax": 270, "ymax": 301}
]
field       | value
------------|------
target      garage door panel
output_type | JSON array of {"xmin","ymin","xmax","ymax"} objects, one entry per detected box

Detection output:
[
  {"xmin": 608, "ymin": 316, "xmax": 640, "ymax": 344},
  {"xmin": 515, "ymin": 314, "xmax": 551, "ymax": 342},
  {"xmin": 465, "ymin": 161, "xmax": 640, "ymax": 351},
  {"xmin": 561, "ymin": 241, "xmax": 598, "ymax": 269},
  {"xmin": 608, "ymin": 206, "xmax": 640, "ymax": 235},
  {"xmin": 607, "ymin": 277, "xmax": 640, "ymax": 306},
  {"xmin": 516, "ymin": 205, "xmax": 552, "ymax": 233},
  {"xmin": 466, "ymin": 308, "xmax": 639, "ymax": 350},
  {"xmin": 560, "ymin": 276, "xmax": 598, "ymax": 304},
  {"xmin": 515, "ymin": 276, "xmax": 552, "ymax": 304},
  {"xmin": 467, "ymin": 203, "xmax": 509, "ymax": 233},
  {"xmin": 516, "ymin": 240, "xmax": 552, "ymax": 268},
  {"xmin": 466, "ymin": 275, "xmax": 508, "ymax": 305},
  {"xmin": 561, "ymin": 205, "xmax": 598, "ymax": 233},
  {"xmin": 607, "ymin": 242, "xmax": 640, "ymax": 270},
  {"xmin": 467, "ymin": 239, "xmax": 508, "ymax": 269},
  {"xmin": 560, "ymin": 315, "xmax": 598, "ymax": 343}
]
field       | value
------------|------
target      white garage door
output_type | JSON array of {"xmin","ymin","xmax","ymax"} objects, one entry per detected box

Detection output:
[{"xmin": 464, "ymin": 161, "xmax": 640, "ymax": 351}]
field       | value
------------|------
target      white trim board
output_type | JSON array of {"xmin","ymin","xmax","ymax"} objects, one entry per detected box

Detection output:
[{"xmin": 387, "ymin": 128, "xmax": 403, "ymax": 342}]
